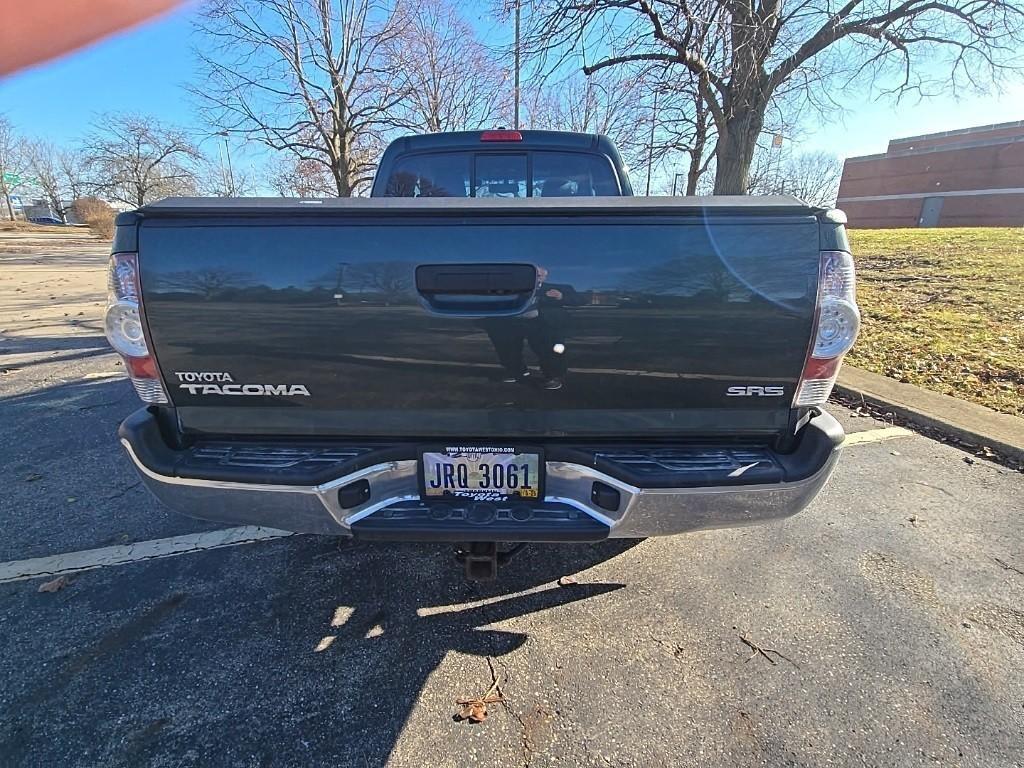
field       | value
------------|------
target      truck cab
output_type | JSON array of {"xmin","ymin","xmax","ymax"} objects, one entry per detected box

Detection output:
[{"xmin": 370, "ymin": 129, "xmax": 634, "ymax": 198}]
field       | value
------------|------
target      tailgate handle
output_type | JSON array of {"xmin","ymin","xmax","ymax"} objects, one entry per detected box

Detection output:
[{"xmin": 415, "ymin": 264, "xmax": 537, "ymax": 315}]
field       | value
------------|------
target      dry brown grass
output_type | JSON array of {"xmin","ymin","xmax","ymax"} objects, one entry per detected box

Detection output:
[
  {"xmin": 0, "ymin": 220, "xmax": 70, "ymax": 233},
  {"xmin": 71, "ymin": 197, "xmax": 116, "ymax": 239},
  {"xmin": 848, "ymin": 227, "xmax": 1024, "ymax": 417}
]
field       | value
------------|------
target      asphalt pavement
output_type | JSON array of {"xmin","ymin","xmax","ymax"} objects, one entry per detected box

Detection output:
[{"xmin": 1, "ymin": 233, "xmax": 1022, "ymax": 768}]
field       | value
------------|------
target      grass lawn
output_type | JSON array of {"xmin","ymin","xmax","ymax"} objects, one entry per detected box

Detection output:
[{"xmin": 847, "ymin": 227, "xmax": 1024, "ymax": 418}]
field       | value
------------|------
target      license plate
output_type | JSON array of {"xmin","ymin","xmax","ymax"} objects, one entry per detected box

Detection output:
[{"xmin": 420, "ymin": 446, "xmax": 543, "ymax": 503}]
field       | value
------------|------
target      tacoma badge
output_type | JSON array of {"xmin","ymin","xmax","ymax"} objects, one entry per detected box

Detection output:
[{"xmin": 174, "ymin": 371, "xmax": 310, "ymax": 396}]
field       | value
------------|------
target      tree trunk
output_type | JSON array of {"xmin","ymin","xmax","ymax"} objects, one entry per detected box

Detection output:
[
  {"xmin": 686, "ymin": 148, "xmax": 701, "ymax": 196},
  {"xmin": 712, "ymin": 105, "xmax": 765, "ymax": 195},
  {"xmin": 686, "ymin": 112, "xmax": 707, "ymax": 196},
  {"xmin": 333, "ymin": 163, "xmax": 350, "ymax": 197},
  {"xmin": 0, "ymin": 160, "xmax": 14, "ymax": 219},
  {"xmin": 1, "ymin": 183, "xmax": 14, "ymax": 220},
  {"xmin": 333, "ymin": 132, "xmax": 353, "ymax": 197}
]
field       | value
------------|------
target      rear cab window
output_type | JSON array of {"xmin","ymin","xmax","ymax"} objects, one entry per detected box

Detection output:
[
  {"xmin": 476, "ymin": 154, "xmax": 528, "ymax": 197},
  {"xmin": 532, "ymin": 152, "xmax": 622, "ymax": 197},
  {"xmin": 384, "ymin": 153, "xmax": 470, "ymax": 197},
  {"xmin": 383, "ymin": 150, "xmax": 621, "ymax": 198}
]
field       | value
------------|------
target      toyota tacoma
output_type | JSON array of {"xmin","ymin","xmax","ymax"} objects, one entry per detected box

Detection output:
[{"xmin": 106, "ymin": 130, "xmax": 859, "ymax": 578}]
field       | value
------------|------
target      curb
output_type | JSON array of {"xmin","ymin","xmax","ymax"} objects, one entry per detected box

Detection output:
[{"xmin": 835, "ymin": 366, "xmax": 1024, "ymax": 464}]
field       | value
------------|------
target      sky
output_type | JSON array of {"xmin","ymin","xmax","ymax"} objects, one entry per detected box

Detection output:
[{"xmin": 2, "ymin": 0, "xmax": 1022, "ymax": 175}]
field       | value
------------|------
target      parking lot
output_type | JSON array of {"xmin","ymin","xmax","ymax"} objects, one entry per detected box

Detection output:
[{"xmin": 1, "ymin": 230, "xmax": 1022, "ymax": 768}]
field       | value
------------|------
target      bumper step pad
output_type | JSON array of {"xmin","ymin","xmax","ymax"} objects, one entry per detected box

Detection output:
[
  {"xmin": 589, "ymin": 446, "xmax": 782, "ymax": 486},
  {"xmin": 171, "ymin": 441, "xmax": 380, "ymax": 484},
  {"xmin": 175, "ymin": 439, "xmax": 783, "ymax": 488}
]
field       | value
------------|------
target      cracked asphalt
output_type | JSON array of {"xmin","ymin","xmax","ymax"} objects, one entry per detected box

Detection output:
[{"xmin": 1, "ymin": 231, "xmax": 1022, "ymax": 767}]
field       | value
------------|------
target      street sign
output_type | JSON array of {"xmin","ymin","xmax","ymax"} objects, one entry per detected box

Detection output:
[{"xmin": 2, "ymin": 172, "xmax": 21, "ymax": 185}]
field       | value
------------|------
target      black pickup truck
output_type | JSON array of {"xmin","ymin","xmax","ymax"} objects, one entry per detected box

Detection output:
[{"xmin": 106, "ymin": 130, "xmax": 859, "ymax": 577}]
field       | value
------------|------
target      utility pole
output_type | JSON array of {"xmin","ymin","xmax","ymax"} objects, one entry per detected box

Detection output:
[
  {"xmin": 644, "ymin": 88, "xmax": 659, "ymax": 196},
  {"xmin": 513, "ymin": 0, "xmax": 521, "ymax": 130},
  {"xmin": 771, "ymin": 132, "xmax": 784, "ymax": 195},
  {"xmin": 217, "ymin": 131, "xmax": 235, "ymax": 196}
]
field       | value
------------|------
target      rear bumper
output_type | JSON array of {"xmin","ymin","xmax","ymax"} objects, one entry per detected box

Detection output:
[{"xmin": 118, "ymin": 410, "xmax": 843, "ymax": 541}]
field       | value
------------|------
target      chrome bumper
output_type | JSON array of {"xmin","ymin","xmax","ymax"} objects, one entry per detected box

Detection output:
[{"xmin": 120, "ymin": 413, "xmax": 843, "ymax": 540}]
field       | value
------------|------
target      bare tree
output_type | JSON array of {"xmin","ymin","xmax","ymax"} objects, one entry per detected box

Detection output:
[
  {"xmin": 56, "ymin": 147, "xmax": 91, "ymax": 204},
  {"xmin": 748, "ymin": 147, "xmax": 842, "ymax": 206},
  {"xmin": 528, "ymin": 0, "xmax": 1024, "ymax": 194},
  {"xmin": 679, "ymin": 91, "xmax": 715, "ymax": 195},
  {"xmin": 642, "ymin": 67, "xmax": 719, "ymax": 195},
  {"xmin": 24, "ymin": 142, "xmax": 94, "ymax": 220},
  {"xmin": 782, "ymin": 150, "xmax": 842, "ymax": 207},
  {"xmin": 198, "ymin": 150, "xmax": 257, "ymax": 197},
  {"xmin": 523, "ymin": 69, "xmax": 648, "ymax": 166},
  {"xmin": 194, "ymin": 0, "xmax": 410, "ymax": 196},
  {"xmin": 0, "ymin": 117, "xmax": 28, "ymax": 220},
  {"xmin": 265, "ymin": 153, "xmax": 342, "ymax": 196},
  {"xmin": 25, "ymin": 141, "xmax": 69, "ymax": 220},
  {"xmin": 523, "ymin": 70, "xmax": 637, "ymax": 133},
  {"xmin": 84, "ymin": 114, "xmax": 201, "ymax": 207},
  {"xmin": 384, "ymin": 0, "xmax": 508, "ymax": 132}
]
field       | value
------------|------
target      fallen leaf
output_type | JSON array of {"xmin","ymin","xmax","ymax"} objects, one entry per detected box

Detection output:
[
  {"xmin": 558, "ymin": 575, "xmax": 578, "ymax": 586},
  {"xmin": 25, "ymin": 473, "xmax": 43, "ymax": 482},
  {"xmin": 455, "ymin": 695, "xmax": 501, "ymax": 723},
  {"xmin": 38, "ymin": 576, "xmax": 68, "ymax": 593},
  {"xmin": 455, "ymin": 661, "xmax": 504, "ymax": 724},
  {"xmin": 456, "ymin": 701, "xmax": 490, "ymax": 722}
]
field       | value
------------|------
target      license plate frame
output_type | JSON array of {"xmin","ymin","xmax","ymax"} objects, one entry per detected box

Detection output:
[{"xmin": 418, "ymin": 445, "xmax": 545, "ymax": 504}]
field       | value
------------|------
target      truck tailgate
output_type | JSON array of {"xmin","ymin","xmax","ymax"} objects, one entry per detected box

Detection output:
[{"xmin": 133, "ymin": 198, "xmax": 821, "ymax": 438}]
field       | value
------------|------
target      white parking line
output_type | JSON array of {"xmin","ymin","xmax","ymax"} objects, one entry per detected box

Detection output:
[
  {"xmin": 0, "ymin": 426, "xmax": 917, "ymax": 583},
  {"xmin": 844, "ymin": 426, "xmax": 915, "ymax": 445},
  {"xmin": 82, "ymin": 371, "xmax": 126, "ymax": 380},
  {"xmin": 0, "ymin": 526, "xmax": 293, "ymax": 584}
]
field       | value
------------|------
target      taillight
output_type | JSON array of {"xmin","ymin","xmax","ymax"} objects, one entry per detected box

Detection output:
[
  {"xmin": 104, "ymin": 252, "xmax": 168, "ymax": 404},
  {"xmin": 794, "ymin": 251, "xmax": 860, "ymax": 407},
  {"xmin": 480, "ymin": 130, "xmax": 523, "ymax": 142}
]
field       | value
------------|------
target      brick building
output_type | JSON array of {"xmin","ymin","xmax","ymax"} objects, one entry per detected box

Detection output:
[{"xmin": 836, "ymin": 121, "xmax": 1024, "ymax": 228}]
